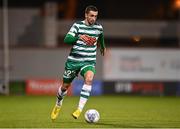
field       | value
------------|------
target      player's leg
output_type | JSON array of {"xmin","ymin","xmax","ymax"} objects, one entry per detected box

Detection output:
[
  {"xmin": 51, "ymin": 82, "xmax": 70, "ymax": 121},
  {"xmin": 56, "ymin": 82, "xmax": 69, "ymax": 106},
  {"xmin": 51, "ymin": 61, "xmax": 78, "ymax": 120},
  {"xmin": 72, "ymin": 65, "xmax": 95, "ymax": 119}
]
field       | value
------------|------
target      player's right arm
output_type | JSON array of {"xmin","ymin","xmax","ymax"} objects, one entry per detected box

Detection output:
[
  {"xmin": 64, "ymin": 34, "xmax": 95, "ymax": 46},
  {"xmin": 64, "ymin": 23, "xmax": 79, "ymax": 45},
  {"xmin": 64, "ymin": 34, "xmax": 95, "ymax": 45},
  {"xmin": 64, "ymin": 22, "xmax": 96, "ymax": 45},
  {"xmin": 64, "ymin": 34, "xmax": 79, "ymax": 45}
]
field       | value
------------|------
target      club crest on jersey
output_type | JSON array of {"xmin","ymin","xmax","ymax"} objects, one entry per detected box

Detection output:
[{"xmin": 94, "ymin": 30, "xmax": 100, "ymax": 35}]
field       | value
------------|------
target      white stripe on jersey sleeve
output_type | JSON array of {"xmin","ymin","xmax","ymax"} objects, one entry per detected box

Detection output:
[
  {"xmin": 69, "ymin": 27, "xmax": 78, "ymax": 33},
  {"xmin": 68, "ymin": 32, "xmax": 76, "ymax": 37}
]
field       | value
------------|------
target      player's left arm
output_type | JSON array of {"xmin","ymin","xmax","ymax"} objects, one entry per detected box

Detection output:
[{"xmin": 99, "ymin": 32, "xmax": 106, "ymax": 56}]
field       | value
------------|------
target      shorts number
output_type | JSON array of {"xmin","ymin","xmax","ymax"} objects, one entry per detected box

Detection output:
[{"xmin": 64, "ymin": 70, "xmax": 76, "ymax": 78}]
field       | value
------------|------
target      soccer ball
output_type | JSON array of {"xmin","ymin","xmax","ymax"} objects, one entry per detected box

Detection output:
[{"xmin": 84, "ymin": 109, "xmax": 100, "ymax": 123}]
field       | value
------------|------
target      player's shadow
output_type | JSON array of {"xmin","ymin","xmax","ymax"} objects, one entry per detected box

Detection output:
[
  {"xmin": 54, "ymin": 121, "xmax": 156, "ymax": 128},
  {"xmin": 96, "ymin": 122, "xmax": 155, "ymax": 128}
]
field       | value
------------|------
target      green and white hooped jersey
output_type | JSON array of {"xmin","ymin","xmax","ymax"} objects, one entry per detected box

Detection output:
[{"xmin": 67, "ymin": 20, "xmax": 103, "ymax": 63}]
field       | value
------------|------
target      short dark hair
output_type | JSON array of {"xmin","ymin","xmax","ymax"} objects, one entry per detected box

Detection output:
[{"xmin": 85, "ymin": 5, "xmax": 98, "ymax": 14}]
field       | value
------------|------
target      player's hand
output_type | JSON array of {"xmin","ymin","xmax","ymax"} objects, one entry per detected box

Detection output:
[
  {"xmin": 80, "ymin": 35, "xmax": 96, "ymax": 46},
  {"xmin": 100, "ymin": 48, "xmax": 106, "ymax": 56}
]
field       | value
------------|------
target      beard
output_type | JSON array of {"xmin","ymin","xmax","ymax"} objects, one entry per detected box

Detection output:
[{"xmin": 87, "ymin": 19, "xmax": 95, "ymax": 25}]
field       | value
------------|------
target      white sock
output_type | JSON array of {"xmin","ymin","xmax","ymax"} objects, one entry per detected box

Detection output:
[
  {"xmin": 56, "ymin": 87, "xmax": 67, "ymax": 106},
  {"xmin": 78, "ymin": 84, "xmax": 92, "ymax": 111}
]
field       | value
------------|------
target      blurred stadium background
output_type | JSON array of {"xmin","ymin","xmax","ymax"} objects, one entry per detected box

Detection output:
[
  {"xmin": 0, "ymin": 0, "xmax": 180, "ymax": 128},
  {"xmin": 0, "ymin": 0, "xmax": 180, "ymax": 96}
]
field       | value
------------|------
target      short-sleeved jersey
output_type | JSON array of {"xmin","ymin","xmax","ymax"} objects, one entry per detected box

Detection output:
[{"xmin": 67, "ymin": 20, "xmax": 103, "ymax": 64}]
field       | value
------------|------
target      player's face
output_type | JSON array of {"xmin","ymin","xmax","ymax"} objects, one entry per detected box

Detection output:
[{"xmin": 85, "ymin": 11, "xmax": 98, "ymax": 25}]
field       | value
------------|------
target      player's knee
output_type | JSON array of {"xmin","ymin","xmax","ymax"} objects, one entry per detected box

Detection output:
[
  {"xmin": 85, "ymin": 77, "xmax": 93, "ymax": 85},
  {"xmin": 84, "ymin": 71, "xmax": 94, "ymax": 85}
]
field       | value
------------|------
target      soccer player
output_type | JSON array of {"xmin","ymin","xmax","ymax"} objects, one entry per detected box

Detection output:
[{"xmin": 51, "ymin": 5, "xmax": 106, "ymax": 120}]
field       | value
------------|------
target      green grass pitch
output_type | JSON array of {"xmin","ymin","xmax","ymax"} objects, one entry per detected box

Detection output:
[{"xmin": 0, "ymin": 95, "xmax": 180, "ymax": 128}]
